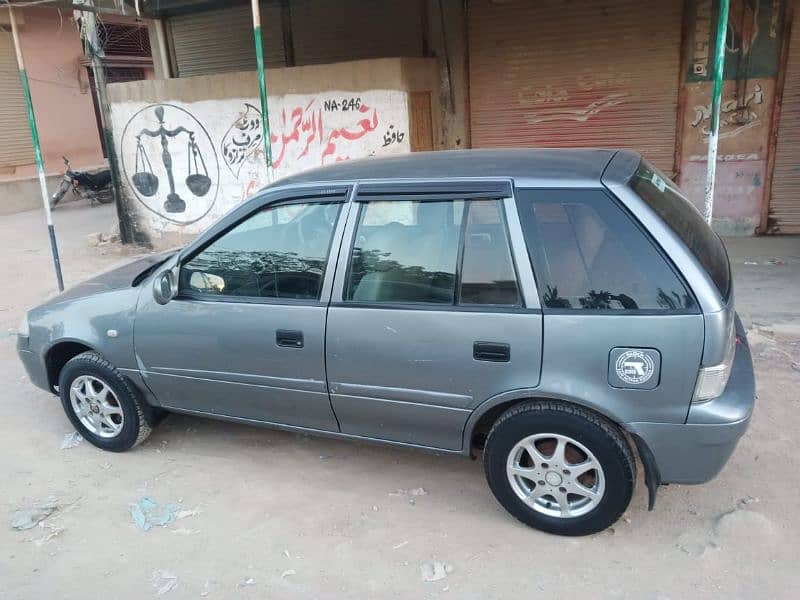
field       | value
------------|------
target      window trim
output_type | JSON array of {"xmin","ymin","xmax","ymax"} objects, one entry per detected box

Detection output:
[
  {"xmin": 515, "ymin": 187, "xmax": 701, "ymax": 316},
  {"xmin": 356, "ymin": 180, "xmax": 512, "ymax": 199},
  {"xmin": 339, "ymin": 193, "xmax": 526, "ymax": 310},
  {"xmin": 176, "ymin": 194, "xmax": 347, "ymax": 306},
  {"xmin": 457, "ymin": 199, "xmax": 524, "ymax": 309}
]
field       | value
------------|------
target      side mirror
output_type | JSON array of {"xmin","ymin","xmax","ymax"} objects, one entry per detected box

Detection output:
[{"xmin": 153, "ymin": 269, "xmax": 177, "ymax": 305}]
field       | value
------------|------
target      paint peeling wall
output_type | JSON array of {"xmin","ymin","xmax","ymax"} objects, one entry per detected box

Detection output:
[
  {"xmin": 106, "ymin": 59, "xmax": 437, "ymax": 246},
  {"xmin": 678, "ymin": 0, "xmax": 786, "ymax": 235}
]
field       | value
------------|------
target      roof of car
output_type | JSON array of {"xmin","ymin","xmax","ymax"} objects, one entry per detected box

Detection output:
[{"xmin": 273, "ymin": 148, "xmax": 624, "ymax": 187}]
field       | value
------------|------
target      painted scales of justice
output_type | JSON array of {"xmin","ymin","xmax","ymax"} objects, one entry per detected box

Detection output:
[{"xmin": 131, "ymin": 106, "xmax": 211, "ymax": 213}]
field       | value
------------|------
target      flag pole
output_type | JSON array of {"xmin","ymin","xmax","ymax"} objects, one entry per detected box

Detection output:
[
  {"xmin": 703, "ymin": 0, "xmax": 730, "ymax": 225},
  {"xmin": 251, "ymin": 0, "xmax": 273, "ymax": 170},
  {"xmin": 8, "ymin": 2, "xmax": 64, "ymax": 291}
]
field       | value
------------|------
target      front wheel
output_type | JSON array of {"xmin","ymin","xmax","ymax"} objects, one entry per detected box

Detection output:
[
  {"xmin": 58, "ymin": 352, "xmax": 153, "ymax": 452},
  {"xmin": 484, "ymin": 401, "xmax": 635, "ymax": 536},
  {"xmin": 50, "ymin": 180, "xmax": 71, "ymax": 208}
]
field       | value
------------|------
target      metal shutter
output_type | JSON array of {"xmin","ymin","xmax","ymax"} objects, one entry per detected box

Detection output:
[
  {"xmin": 769, "ymin": 6, "xmax": 800, "ymax": 233},
  {"xmin": 0, "ymin": 33, "xmax": 34, "ymax": 168},
  {"xmin": 169, "ymin": 3, "xmax": 285, "ymax": 77},
  {"xmin": 468, "ymin": 0, "xmax": 683, "ymax": 174},
  {"xmin": 290, "ymin": 0, "xmax": 423, "ymax": 66}
]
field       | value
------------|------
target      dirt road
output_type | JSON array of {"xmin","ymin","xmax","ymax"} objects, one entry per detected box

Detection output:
[{"xmin": 2, "ymin": 203, "xmax": 798, "ymax": 598}]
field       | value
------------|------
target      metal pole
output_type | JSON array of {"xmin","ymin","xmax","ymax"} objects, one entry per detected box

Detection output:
[
  {"xmin": 251, "ymin": 0, "xmax": 273, "ymax": 168},
  {"xmin": 8, "ymin": 3, "xmax": 64, "ymax": 291},
  {"xmin": 703, "ymin": 0, "xmax": 730, "ymax": 225},
  {"xmin": 79, "ymin": 0, "xmax": 134, "ymax": 243}
]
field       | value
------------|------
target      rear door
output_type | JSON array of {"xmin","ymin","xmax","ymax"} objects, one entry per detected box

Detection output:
[{"xmin": 325, "ymin": 181, "xmax": 543, "ymax": 451}]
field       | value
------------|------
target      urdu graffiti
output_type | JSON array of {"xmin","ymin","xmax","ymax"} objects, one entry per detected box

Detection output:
[
  {"xmin": 113, "ymin": 91, "xmax": 410, "ymax": 232},
  {"xmin": 221, "ymin": 103, "xmax": 263, "ymax": 178},
  {"xmin": 518, "ymin": 72, "xmax": 631, "ymax": 125},
  {"xmin": 691, "ymin": 82, "xmax": 764, "ymax": 140},
  {"xmin": 222, "ymin": 91, "xmax": 409, "ymax": 181}
]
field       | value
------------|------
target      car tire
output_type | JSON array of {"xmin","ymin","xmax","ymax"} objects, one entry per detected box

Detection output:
[
  {"xmin": 58, "ymin": 351, "xmax": 152, "ymax": 452},
  {"xmin": 484, "ymin": 400, "xmax": 635, "ymax": 536}
]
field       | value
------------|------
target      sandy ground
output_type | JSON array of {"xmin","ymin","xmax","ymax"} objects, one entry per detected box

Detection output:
[{"xmin": 1, "ymin": 201, "xmax": 799, "ymax": 599}]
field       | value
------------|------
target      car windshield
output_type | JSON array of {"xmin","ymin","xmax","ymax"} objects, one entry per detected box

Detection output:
[{"xmin": 629, "ymin": 160, "xmax": 731, "ymax": 300}]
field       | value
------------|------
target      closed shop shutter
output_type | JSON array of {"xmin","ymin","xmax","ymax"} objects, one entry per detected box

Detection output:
[
  {"xmin": 0, "ymin": 33, "xmax": 34, "ymax": 168},
  {"xmin": 468, "ymin": 0, "xmax": 683, "ymax": 174},
  {"xmin": 290, "ymin": 0, "xmax": 423, "ymax": 66},
  {"xmin": 168, "ymin": 3, "xmax": 285, "ymax": 77},
  {"xmin": 769, "ymin": 7, "xmax": 800, "ymax": 234}
]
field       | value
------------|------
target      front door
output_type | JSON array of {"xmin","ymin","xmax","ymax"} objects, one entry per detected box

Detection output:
[
  {"xmin": 134, "ymin": 190, "xmax": 348, "ymax": 430},
  {"xmin": 325, "ymin": 183, "xmax": 543, "ymax": 451}
]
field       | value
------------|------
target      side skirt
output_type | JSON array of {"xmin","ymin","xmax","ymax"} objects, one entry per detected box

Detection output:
[{"xmin": 161, "ymin": 405, "xmax": 466, "ymax": 457}]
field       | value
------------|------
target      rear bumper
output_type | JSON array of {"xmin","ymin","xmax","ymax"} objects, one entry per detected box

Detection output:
[
  {"xmin": 626, "ymin": 316, "xmax": 755, "ymax": 485},
  {"xmin": 17, "ymin": 335, "xmax": 50, "ymax": 392}
]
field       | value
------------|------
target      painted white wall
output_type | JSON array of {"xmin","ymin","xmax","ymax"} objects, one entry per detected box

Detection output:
[{"xmin": 109, "ymin": 90, "xmax": 410, "ymax": 238}]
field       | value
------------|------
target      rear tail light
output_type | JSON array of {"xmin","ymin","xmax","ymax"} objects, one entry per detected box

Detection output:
[{"xmin": 693, "ymin": 322, "xmax": 736, "ymax": 402}]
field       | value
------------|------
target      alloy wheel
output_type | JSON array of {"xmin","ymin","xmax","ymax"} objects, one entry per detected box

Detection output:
[
  {"xmin": 69, "ymin": 375, "xmax": 124, "ymax": 438},
  {"xmin": 506, "ymin": 433, "xmax": 605, "ymax": 518}
]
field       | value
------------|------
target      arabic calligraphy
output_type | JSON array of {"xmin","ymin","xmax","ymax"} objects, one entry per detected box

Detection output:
[
  {"xmin": 221, "ymin": 103, "xmax": 264, "ymax": 177},
  {"xmin": 223, "ymin": 99, "xmax": 384, "ymax": 175},
  {"xmin": 381, "ymin": 125, "xmax": 405, "ymax": 147},
  {"xmin": 691, "ymin": 83, "xmax": 764, "ymax": 140}
]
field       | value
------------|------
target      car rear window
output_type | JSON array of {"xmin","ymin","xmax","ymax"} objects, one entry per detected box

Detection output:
[
  {"xmin": 629, "ymin": 160, "xmax": 731, "ymax": 300},
  {"xmin": 516, "ymin": 188, "xmax": 697, "ymax": 312}
]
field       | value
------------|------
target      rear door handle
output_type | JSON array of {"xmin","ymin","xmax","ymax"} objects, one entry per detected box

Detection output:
[
  {"xmin": 276, "ymin": 329, "xmax": 304, "ymax": 348},
  {"xmin": 473, "ymin": 341, "xmax": 510, "ymax": 362}
]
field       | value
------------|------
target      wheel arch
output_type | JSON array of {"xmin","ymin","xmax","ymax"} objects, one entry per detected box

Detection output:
[
  {"xmin": 463, "ymin": 389, "xmax": 629, "ymax": 454},
  {"xmin": 463, "ymin": 389, "xmax": 661, "ymax": 510},
  {"xmin": 44, "ymin": 338, "xmax": 98, "ymax": 392}
]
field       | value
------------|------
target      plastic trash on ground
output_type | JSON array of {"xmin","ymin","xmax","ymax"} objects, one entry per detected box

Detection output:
[
  {"xmin": 131, "ymin": 496, "xmax": 181, "ymax": 532},
  {"xmin": 11, "ymin": 497, "xmax": 60, "ymax": 531}
]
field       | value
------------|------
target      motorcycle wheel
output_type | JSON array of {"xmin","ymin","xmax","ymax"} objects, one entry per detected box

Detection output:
[
  {"xmin": 50, "ymin": 181, "xmax": 71, "ymax": 208},
  {"xmin": 96, "ymin": 188, "xmax": 114, "ymax": 204}
]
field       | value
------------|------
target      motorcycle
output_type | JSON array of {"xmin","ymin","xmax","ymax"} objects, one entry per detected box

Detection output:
[{"xmin": 50, "ymin": 156, "xmax": 114, "ymax": 208}]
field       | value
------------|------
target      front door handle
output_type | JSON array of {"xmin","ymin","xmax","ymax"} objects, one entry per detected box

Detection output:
[
  {"xmin": 276, "ymin": 329, "xmax": 304, "ymax": 348},
  {"xmin": 473, "ymin": 341, "xmax": 510, "ymax": 362}
]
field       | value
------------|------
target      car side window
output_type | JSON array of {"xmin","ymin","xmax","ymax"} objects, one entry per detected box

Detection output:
[
  {"xmin": 180, "ymin": 201, "xmax": 342, "ymax": 300},
  {"xmin": 345, "ymin": 198, "xmax": 521, "ymax": 306},
  {"xmin": 346, "ymin": 200, "xmax": 465, "ymax": 304},
  {"xmin": 459, "ymin": 200, "xmax": 521, "ymax": 306},
  {"xmin": 515, "ymin": 189, "xmax": 697, "ymax": 311}
]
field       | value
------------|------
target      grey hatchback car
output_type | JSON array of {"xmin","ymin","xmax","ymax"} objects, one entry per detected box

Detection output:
[{"xmin": 18, "ymin": 149, "xmax": 754, "ymax": 536}]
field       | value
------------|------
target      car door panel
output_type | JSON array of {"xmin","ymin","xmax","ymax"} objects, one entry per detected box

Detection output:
[
  {"xmin": 326, "ymin": 307, "xmax": 542, "ymax": 449},
  {"xmin": 134, "ymin": 191, "xmax": 348, "ymax": 430},
  {"xmin": 325, "ymin": 190, "xmax": 543, "ymax": 452},
  {"xmin": 135, "ymin": 299, "xmax": 337, "ymax": 430}
]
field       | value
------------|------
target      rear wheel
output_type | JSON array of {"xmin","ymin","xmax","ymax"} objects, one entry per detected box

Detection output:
[
  {"xmin": 95, "ymin": 188, "xmax": 114, "ymax": 204},
  {"xmin": 58, "ymin": 352, "xmax": 152, "ymax": 451},
  {"xmin": 484, "ymin": 401, "xmax": 635, "ymax": 536}
]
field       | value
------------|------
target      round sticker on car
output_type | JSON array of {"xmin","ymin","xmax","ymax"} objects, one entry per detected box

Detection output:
[{"xmin": 614, "ymin": 350, "xmax": 655, "ymax": 386}]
